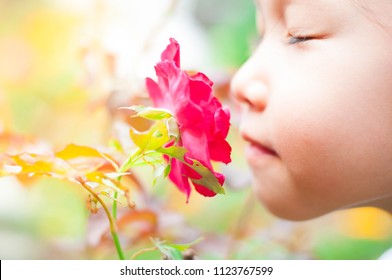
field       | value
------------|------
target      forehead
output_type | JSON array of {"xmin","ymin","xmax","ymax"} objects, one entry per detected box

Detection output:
[
  {"xmin": 256, "ymin": 0, "xmax": 392, "ymax": 19},
  {"xmin": 254, "ymin": 0, "xmax": 342, "ymax": 25},
  {"xmin": 255, "ymin": 0, "xmax": 337, "ymax": 11}
]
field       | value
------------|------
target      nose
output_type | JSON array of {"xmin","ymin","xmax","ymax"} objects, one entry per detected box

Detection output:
[{"xmin": 231, "ymin": 50, "xmax": 269, "ymax": 112}]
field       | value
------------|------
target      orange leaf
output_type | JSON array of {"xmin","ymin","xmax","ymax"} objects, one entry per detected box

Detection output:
[{"xmin": 117, "ymin": 209, "xmax": 158, "ymax": 239}]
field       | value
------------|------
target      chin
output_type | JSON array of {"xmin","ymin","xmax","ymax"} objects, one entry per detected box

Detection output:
[
  {"xmin": 253, "ymin": 183, "xmax": 330, "ymax": 221},
  {"xmin": 262, "ymin": 202, "xmax": 326, "ymax": 221}
]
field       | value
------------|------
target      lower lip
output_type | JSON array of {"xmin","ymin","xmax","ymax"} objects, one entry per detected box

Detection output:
[{"xmin": 245, "ymin": 142, "xmax": 278, "ymax": 164}]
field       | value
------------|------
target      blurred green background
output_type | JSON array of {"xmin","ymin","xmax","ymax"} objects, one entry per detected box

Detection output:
[{"xmin": 0, "ymin": 0, "xmax": 391, "ymax": 260}]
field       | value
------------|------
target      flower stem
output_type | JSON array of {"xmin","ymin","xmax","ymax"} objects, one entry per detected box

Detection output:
[
  {"xmin": 112, "ymin": 191, "xmax": 118, "ymax": 219},
  {"xmin": 226, "ymin": 191, "xmax": 255, "ymax": 259},
  {"xmin": 77, "ymin": 178, "xmax": 125, "ymax": 260},
  {"xmin": 112, "ymin": 147, "xmax": 142, "ymax": 220},
  {"xmin": 111, "ymin": 229, "xmax": 125, "ymax": 260}
]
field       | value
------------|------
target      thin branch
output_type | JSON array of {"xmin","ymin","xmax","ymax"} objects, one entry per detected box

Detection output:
[
  {"xmin": 130, "ymin": 246, "xmax": 157, "ymax": 260},
  {"xmin": 76, "ymin": 177, "xmax": 126, "ymax": 260},
  {"xmin": 226, "ymin": 191, "xmax": 256, "ymax": 259}
]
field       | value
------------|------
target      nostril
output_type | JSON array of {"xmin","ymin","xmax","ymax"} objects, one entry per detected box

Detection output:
[
  {"xmin": 240, "ymin": 95, "xmax": 255, "ymax": 109},
  {"xmin": 236, "ymin": 81, "xmax": 268, "ymax": 111},
  {"xmin": 231, "ymin": 90, "xmax": 251, "ymax": 106}
]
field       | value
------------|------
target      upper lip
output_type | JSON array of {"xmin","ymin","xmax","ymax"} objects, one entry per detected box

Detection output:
[{"xmin": 241, "ymin": 131, "xmax": 279, "ymax": 157}]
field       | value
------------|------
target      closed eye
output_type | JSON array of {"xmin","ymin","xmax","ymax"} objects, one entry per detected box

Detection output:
[{"xmin": 287, "ymin": 35, "xmax": 314, "ymax": 45}]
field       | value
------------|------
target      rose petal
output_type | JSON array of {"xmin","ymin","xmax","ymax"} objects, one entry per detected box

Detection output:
[
  {"xmin": 188, "ymin": 74, "xmax": 213, "ymax": 105},
  {"xmin": 146, "ymin": 78, "xmax": 165, "ymax": 108},
  {"xmin": 213, "ymin": 102, "xmax": 231, "ymax": 138},
  {"xmin": 161, "ymin": 38, "xmax": 180, "ymax": 68},
  {"xmin": 180, "ymin": 128, "xmax": 211, "ymax": 169},
  {"xmin": 190, "ymin": 72, "xmax": 213, "ymax": 87},
  {"xmin": 168, "ymin": 158, "xmax": 191, "ymax": 201},
  {"xmin": 193, "ymin": 182, "xmax": 217, "ymax": 197},
  {"xmin": 208, "ymin": 137, "xmax": 232, "ymax": 164}
]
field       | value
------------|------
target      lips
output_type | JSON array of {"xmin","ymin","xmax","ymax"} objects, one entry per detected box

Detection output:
[
  {"xmin": 248, "ymin": 141, "xmax": 278, "ymax": 156},
  {"xmin": 242, "ymin": 133, "xmax": 278, "ymax": 163}
]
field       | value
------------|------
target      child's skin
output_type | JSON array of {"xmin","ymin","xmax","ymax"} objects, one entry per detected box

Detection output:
[{"xmin": 231, "ymin": 0, "xmax": 392, "ymax": 220}]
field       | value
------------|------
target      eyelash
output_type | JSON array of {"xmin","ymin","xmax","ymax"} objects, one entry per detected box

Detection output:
[{"xmin": 287, "ymin": 34, "xmax": 314, "ymax": 45}]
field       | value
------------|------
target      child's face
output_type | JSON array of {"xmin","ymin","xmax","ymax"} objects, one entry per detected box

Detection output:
[{"xmin": 232, "ymin": 0, "xmax": 392, "ymax": 220}]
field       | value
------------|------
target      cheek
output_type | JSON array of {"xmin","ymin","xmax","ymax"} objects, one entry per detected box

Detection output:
[
  {"xmin": 274, "ymin": 107, "xmax": 344, "ymax": 188},
  {"xmin": 273, "ymin": 103, "xmax": 344, "ymax": 194},
  {"xmin": 271, "ymin": 78, "xmax": 392, "ymax": 210}
]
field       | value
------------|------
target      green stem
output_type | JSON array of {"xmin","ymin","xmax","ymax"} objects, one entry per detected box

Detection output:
[
  {"xmin": 92, "ymin": 147, "xmax": 143, "ymax": 259},
  {"xmin": 119, "ymin": 148, "xmax": 143, "ymax": 173},
  {"xmin": 112, "ymin": 191, "xmax": 118, "ymax": 220},
  {"xmin": 77, "ymin": 178, "xmax": 125, "ymax": 260},
  {"xmin": 111, "ymin": 229, "xmax": 125, "ymax": 260},
  {"xmin": 108, "ymin": 147, "xmax": 143, "ymax": 257},
  {"xmin": 112, "ymin": 147, "xmax": 142, "ymax": 220}
]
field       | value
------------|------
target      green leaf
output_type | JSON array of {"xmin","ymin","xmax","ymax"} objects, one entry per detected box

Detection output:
[
  {"xmin": 129, "ymin": 120, "xmax": 171, "ymax": 152},
  {"xmin": 158, "ymin": 245, "xmax": 183, "ymax": 260},
  {"xmin": 121, "ymin": 105, "xmax": 173, "ymax": 121},
  {"xmin": 189, "ymin": 162, "xmax": 226, "ymax": 195},
  {"xmin": 151, "ymin": 237, "xmax": 203, "ymax": 260},
  {"xmin": 152, "ymin": 239, "xmax": 183, "ymax": 260},
  {"xmin": 156, "ymin": 145, "xmax": 188, "ymax": 159},
  {"xmin": 163, "ymin": 164, "xmax": 171, "ymax": 178},
  {"xmin": 156, "ymin": 146, "xmax": 225, "ymax": 195},
  {"xmin": 108, "ymin": 138, "xmax": 123, "ymax": 153},
  {"xmin": 166, "ymin": 237, "xmax": 203, "ymax": 252},
  {"xmin": 152, "ymin": 165, "xmax": 165, "ymax": 186}
]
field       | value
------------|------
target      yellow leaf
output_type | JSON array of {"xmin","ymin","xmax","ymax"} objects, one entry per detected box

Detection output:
[
  {"xmin": 129, "ymin": 120, "xmax": 170, "ymax": 152},
  {"xmin": 85, "ymin": 171, "xmax": 128, "ymax": 191},
  {"xmin": 56, "ymin": 144, "xmax": 104, "ymax": 160}
]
